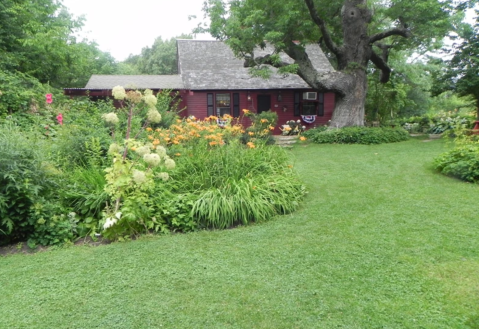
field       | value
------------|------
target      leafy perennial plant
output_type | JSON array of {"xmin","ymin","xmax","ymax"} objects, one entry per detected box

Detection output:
[{"xmin": 99, "ymin": 88, "xmax": 304, "ymax": 239}]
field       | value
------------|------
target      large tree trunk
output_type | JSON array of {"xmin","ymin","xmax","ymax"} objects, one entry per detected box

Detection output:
[{"xmin": 329, "ymin": 69, "xmax": 367, "ymax": 127}]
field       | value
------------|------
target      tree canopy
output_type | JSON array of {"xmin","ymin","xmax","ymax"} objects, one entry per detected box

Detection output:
[
  {"xmin": 432, "ymin": 10, "xmax": 479, "ymax": 115},
  {"xmin": 0, "ymin": 0, "xmax": 119, "ymax": 114},
  {"xmin": 121, "ymin": 34, "xmax": 193, "ymax": 75},
  {"xmin": 199, "ymin": 0, "xmax": 476, "ymax": 127}
]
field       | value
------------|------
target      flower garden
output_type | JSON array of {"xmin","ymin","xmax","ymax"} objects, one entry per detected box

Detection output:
[{"xmin": 0, "ymin": 88, "xmax": 304, "ymax": 247}]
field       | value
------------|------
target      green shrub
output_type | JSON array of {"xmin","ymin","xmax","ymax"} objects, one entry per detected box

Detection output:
[
  {"xmin": 305, "ymin": 126, "xmax": 409, "ymax": 144},
  {"xmin": 0, "ymin": 71, "xmax": 52, "ymax": 116},
  {"xmin": 434, "ymin": 145, "xmax": 479, "ymax": 183},
  {"xmin": 302, "ymin": 125, "xmax": 328, "ymax": 138},
  {"xmin": 27, "ymin": 202, "xmax": 76, "ymax": 248},
  {"xmin": 0, "ymin": 124, "xmax": 65, "ymax": 245}
]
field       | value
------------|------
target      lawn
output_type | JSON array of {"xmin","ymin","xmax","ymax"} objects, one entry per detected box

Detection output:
[{"xmin": 1, "ymin": 138, "xmax": 478, "ymax": 328}]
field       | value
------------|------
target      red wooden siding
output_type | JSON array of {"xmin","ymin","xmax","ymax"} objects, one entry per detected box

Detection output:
[{"xmin": 184, "ymin": 90, "xmax": 335, "ymax": 134}]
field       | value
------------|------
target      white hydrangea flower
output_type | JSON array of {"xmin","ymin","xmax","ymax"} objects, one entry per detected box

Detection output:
[
  {"xmin": 132, "ymin": 169, "xmax": 148, "ymax": 185},
  {"xmin": 112, "ymin": 86, "xmax": 126, "ymax": 100},
  {"xmin": 102, "ymin": 112, "xmax": 119, "ymax": 125},
  {"xmin": 135, "ymin": 145, "xmax": 151, "ymax": 157},
  {"xmin": 108, "ymin": 143, "xmax": 121, "ymax": 155},
  {"xmin": 147, "ymin": 109, "xmax": 162, "ymax": 123},
  {"xmin": 103, "ymin": 217, "xmax": 118, "ymax": 229},
  {"xmin": 155, "ymin": 145, "xmax": 167, "ymax": 157},
  {"xmin": 126, "ymin": 90, "xmax": 142, "ymax": 103},
  {"xmin": 157, "ymin": 172, "xmax": 169, "ymax": 182},
  {"xmin": 164, "ymin": 158, "xmax": 176, "ymax": 170},
  {"xmin": 143, "ymin": 153, "xmax": 161, "ymax": 167},
  {"xmin": 143, "ymin": 94, "xmax": 157, "ymax": 108}
]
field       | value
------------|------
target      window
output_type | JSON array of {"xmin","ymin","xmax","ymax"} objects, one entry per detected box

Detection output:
[
  {"xmin": 294, "ymin": 91, "xmax": 325, "ymax": 116},
  {"xmin": 216, "ymin": 93, "xmax": 231, "ymax": 116},
  {"xmin": 206, "ymin": 93, "xmax": 240, "ymax": 118},
  {"xmin": 302, "ymin": 102, "xmax": 317, "ymax": 115}
]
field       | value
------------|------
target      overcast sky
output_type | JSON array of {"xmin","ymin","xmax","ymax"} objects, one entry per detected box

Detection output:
[
  {"xmin": 61, "ymin": 0, "xmax": 213, "ymax": 61},
  {"xmin": 61, "ymin": 0, "xmax": 477, "ymax": 62}
]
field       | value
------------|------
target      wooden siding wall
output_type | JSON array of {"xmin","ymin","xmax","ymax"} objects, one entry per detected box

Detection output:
[{"xmin": 185, "ymin": 90, "xmax": 335, "ymax": 134}]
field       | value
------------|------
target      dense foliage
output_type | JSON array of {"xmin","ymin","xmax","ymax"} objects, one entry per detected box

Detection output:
[
  {"xmin": 432, "ymin": 10, "xmax": 479, "ymax": 116},
  {"xmin": 434, "ymin": 123, "xmax": 479, "ymax": 182},
  {"xmin": 0, "ymin": 93, "xmax": 304, "ymax": 246},
  {"xmin": 198, "ymin": 0, "xmax": 475, "ymax": 127},
  {"xmin": 396, "ymin": 110, "xmax": 475, "ymax": 135},
  {"xmin": 303, "ymin": 126, "xmax": 409, "ymax": 144},
  {"xmin": 123, "ymin": 35, "xmax": 193, "ymax": 75},
  {"xmin": 0, "ymin": 0, "xmax": 119, "ymax": 115}
]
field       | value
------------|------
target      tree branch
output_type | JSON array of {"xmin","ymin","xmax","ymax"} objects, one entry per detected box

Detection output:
[
  {"xmin": 369, "ymin": 50, "xmax": 391, "ymax": 83},
  {"xmin": 369, "ymin": 28, "xmax": 411, "ymax": 44},
  {"xmin": 243, "ymin": 54, "xmax": 289, "ymax": 68},
  {"xmin": 303, "ymin": 0, "xmax": 341, "ymax": 57},
  {"xmin": 244, "ymin": 42, "xmax": 350, "ymax": 96}
]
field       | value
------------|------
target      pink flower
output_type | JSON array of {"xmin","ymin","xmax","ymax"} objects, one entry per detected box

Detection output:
[
  {"xmin": 45, "ymin": 94, "xmax": 53, "ymax": 104},
  {"xmin": 56, "ymin": 113, "xmax": 63, "ymax": 125}
]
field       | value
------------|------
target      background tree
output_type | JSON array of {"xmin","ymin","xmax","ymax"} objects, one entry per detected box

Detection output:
[
  {"xmin": 0, "ymin": 0, "xmax": 118, "ymax": 114},
  {"xmin": 199, "ymin": 0, "xmax": 476, "ymax": 127},
  {"xmin": 119, "ymin": 34, "xmax": 193, "ymax": 75},
  {"xmin": 432, "ymin": 11, "xmax": 479, "ymax": 118}
]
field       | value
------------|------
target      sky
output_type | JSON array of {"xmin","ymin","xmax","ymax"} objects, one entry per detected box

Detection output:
[{"xmin": 61, "ymin": 0, "xmax": 213, "ymax": 61}]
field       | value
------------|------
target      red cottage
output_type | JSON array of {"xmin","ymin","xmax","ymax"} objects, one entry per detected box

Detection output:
[{"xmin": 64, "ymin": 40, "xmax": 336, "ymax": 134}]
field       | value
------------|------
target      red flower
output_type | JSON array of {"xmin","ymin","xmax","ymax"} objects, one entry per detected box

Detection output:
[
  {"xmin": 45, "ymin": 94, "xmax": 53, "ymax": 104},
  {"xmin": 56, "ymin": 113, "xmax": 63, "ymax": 125}
]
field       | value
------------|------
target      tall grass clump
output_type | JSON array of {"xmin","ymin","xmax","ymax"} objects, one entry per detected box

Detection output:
[{"xmin": 176, "ymin": 141, "xmax": 304, "ymax": 228}]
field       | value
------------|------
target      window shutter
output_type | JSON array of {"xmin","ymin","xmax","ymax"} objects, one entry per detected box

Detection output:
[
  {"xmin": 207, "ymin": 93, "xmax": 214, "ymax": 116},
  {"xmin": 233, "ymin": 93, "xmax": 240, "ymax": 117},
  {"xmin": 294, "ymin": 91, "xmax": 300, "ymax": 116},
  {"xmin": 318, "ymin": 93, "xmax": 324, "ymax": 116}
]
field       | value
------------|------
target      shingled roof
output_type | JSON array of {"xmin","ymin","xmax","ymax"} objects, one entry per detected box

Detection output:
[
  {"xmin": 177, "ymin": 39, "xmax": 334, "ymax": 90},
  {"xmin": 84, "ymin": 75, "xmax": 184, "ymax": 90}
]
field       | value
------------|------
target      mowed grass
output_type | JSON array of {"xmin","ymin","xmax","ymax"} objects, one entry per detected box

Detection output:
[{"xmin": 1, "ymin": 138, "xmax": 478, "ymax": 328}]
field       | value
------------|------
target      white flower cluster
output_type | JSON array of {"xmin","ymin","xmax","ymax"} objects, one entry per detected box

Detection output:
[
  {"xmin": 143, "ymin": 90, "xmax": 157, "ymax": 108},
  {"xmin": 147, "ymin": 108, "xmax": 162, "ymax": 123},
  {"xmin": 126, "ymin": 90, "xmax": 142, "ymax": 103},
  {"xmin": 108, "ymin": 143, "xmax": 121, "ymax": 155},
  {"xmin": 156, "ymin": 146, "xmax": 167, "ymax": 157},
  {"xmin": 157, "ymin": 172, "xmax": 169, "ymax": 182},
  {"xmin": 143, "ymin": 153, "xmax": 161, "ymax": 167},
  {"xmin": 112, "ymin": 86, "xmax": 126, "ymax": 100},
  {"xmin": 132, "ymin": 169, "xmax": 148, "ymax": 184},
  {"xmin": 104, "ymin": 212, "xmax": 122, "ymax": 229},
  {"xmin": 135, "ymin": 145, "xmax": 151, "ymax": 157},
  {"xmin": 164, "ymin": 158, "xmax": 176, "ymax": 170},
  {"xmin": 102, "ymin": 112, "xmax": 119, "ymax": 125}
]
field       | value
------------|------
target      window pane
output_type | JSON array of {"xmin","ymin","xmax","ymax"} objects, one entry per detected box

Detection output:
[
  {"xmin": 302, "ymin": 102, "xmax": 317, "ymax": 115},
  {"xmin": 216, "ymin": 93, "xmax": 231, "ymax": 116},
  {"xmin": 216, "ymin": 94, "xmax": 230, "ymax": 107}
]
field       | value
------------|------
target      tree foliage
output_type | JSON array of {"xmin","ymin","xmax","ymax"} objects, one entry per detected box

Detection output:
[
  {"xmin": 199, "ymin": 0, "xmax": 476, "ymax": 127},
  {"xmin": 432, "ymin": 10, "xmax": 479, "ymax": 115},
  {"xmin": 0, "ymin": 0, "xmax": 119, "ymax": 114},
  {"xmin": 122, "ymin": 34, "xmax": 193, "ymax": 75}
]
